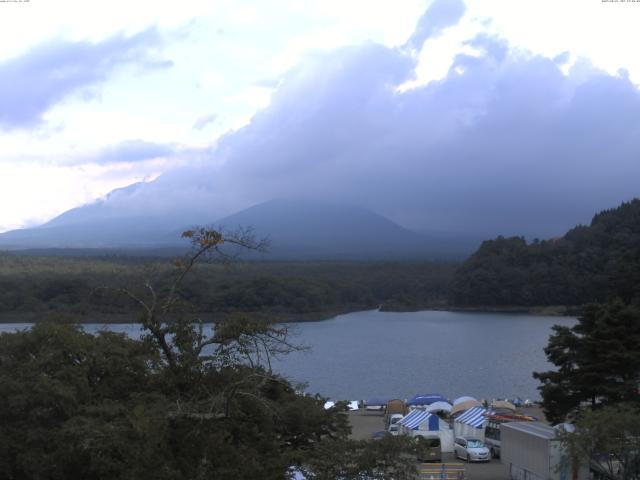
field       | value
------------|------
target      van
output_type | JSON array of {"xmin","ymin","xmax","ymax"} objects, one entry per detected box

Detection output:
[{"xmin": 414, "ymin": 434, "xmax": 442, "ymax": 462}]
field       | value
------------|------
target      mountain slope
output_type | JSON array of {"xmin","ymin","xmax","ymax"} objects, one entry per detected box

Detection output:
[
  {"xmin": 450, "ymin": 199, "xmax": 640, "ymax": 306},
  {"xmin": 0, "ymin": 182, "xmax": 208, "ymax": 249},
  {"xmin": 0, "ymin": 192, "xmax": 476, "ymax": 258},
  {"xmin": 212, "ymin": 198, "xmax": 434, "ymax": 259}
]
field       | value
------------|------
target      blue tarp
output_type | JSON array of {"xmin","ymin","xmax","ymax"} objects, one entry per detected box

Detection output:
[
  {"xmin": 455, "ymin": 407, "xmax": 487, "ymax": 428},
  {"xmin": 398, "ymin": 410, "xmax": 439, "ymax": 430},
  {"xmin": 406, "ymin": 394, "xmax": 447, "ymax": 406}
]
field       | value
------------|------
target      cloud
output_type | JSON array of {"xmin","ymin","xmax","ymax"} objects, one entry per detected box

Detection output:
[
  {"xmin": 192, "ymin": 114, "xmax": 218, "ymax": 131},
  {"xmin": 63, "ymin": 2, "xmax": 640, "ymax": 239},
  {"xmin": 91, "ymin": 140, "xmax": 175, "ymax": 164},
  {"xmin": 0, "ymin": 28, "xmax": 170, "ymax": 130},
  {"xmin": 405, "ymin": 0, "xmax": 467, "ymax": 50}
]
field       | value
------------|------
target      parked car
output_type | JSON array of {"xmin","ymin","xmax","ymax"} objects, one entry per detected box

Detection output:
[
  {"xmin": 414, "ymin": 434, "xmax": 442, "ymax": 462},
  {"xmin": 454, "ymin": 437, "xmax": 490, "ymax": 462},
  {"xmin": 371, "ymin": 430, "xmax": 392, "ymax": 440},
  {"xmin": 387, "ymin": 422, "xmax": 401, "ymax": 436},
  {"xmin": 386, "ymin": 413, "xmax": 404, "ymax": 435}
]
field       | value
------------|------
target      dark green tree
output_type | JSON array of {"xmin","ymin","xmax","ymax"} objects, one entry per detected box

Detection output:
[
  {"xmin": 297, "ymin": 435, "xmax": 418, "ymax": 480},
  {"xmin": 0, "ymin": 227, "xmax": 417, "ymax": 479},
  {"xmin": 560, "ymin": 405, "xmax": 640, "ymax": 480},
  {"xmin": 450, "ymin": 199, "xmax": 640, "ymax": 308},
  {"xmin": 534, "ymin": 300, "xmax": 640, "ymax": 424}
]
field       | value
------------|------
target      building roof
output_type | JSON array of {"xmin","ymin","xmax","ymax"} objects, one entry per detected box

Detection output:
[{"xmin": 501, "ymin": 421, "xmax": 557, "ymax": 440}]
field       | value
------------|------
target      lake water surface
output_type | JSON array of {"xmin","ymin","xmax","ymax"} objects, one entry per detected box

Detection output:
[{"xmin": 0, "ymin": 309, "xmax": 574, "ymax": 402}]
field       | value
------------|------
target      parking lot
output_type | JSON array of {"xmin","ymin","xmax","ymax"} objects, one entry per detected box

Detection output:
[{"xmin": 349, "ymin": 410, "xmax": 510, "ymax": 480}]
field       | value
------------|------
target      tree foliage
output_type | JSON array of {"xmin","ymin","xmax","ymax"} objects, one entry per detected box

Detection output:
[
  {"xmin": 534, "ymin": 300, "xmax": 640, "ymax": 424},
  {"xmin": 0, "ymin": 253, "xmax": 455, "ymax": 321},
  {"xmin": 0, "ymin": 227, "xmax": 417, "ymax": 479},
  {"xmin": 297, "ymin": 435, "xmax": 418, "ymax": 480},
  {"xmin": 560, "ymin": 405, "xmax": 640, "ymax": 480},
  {"xmin": 450, "ymin": 199, "xmax": 640, "ymax": 307}
]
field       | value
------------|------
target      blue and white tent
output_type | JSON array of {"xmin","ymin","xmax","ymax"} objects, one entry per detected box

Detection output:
[
  {"xmin": 398, "ymin": 409, "xmax": 439, "ymax": 431},
  {"xmin": 453, "ymin": 407, "xmax": 488, "ymax": 441},
  {"xmin": 399, "ymin": 408, "xmax": 455, "ymax": 452},
  {"xmin": 456, "ymin": 407, "xmax": 487, "ymax": 428}
]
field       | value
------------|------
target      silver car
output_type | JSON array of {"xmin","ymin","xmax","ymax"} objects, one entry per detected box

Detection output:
[{"xmin": 454, "ymin": 437, "xmax": 491, "ymax": 462}]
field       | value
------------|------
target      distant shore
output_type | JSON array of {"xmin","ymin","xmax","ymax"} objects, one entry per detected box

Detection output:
[
  {"xmin": 411, "ymin": 304, "xmax": 581, "ymax": 317},
  {"xmin": 0, "ymin": 304, "xmax": 580, "ymax": 324}
]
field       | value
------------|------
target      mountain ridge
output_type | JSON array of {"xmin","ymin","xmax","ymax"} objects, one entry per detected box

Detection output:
[{"xmin": 0, "ymin": 196, "xmax": 477, "ymax": 259}]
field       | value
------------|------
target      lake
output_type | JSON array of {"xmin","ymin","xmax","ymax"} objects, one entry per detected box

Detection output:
[{"xmin": 0, "ymin": 309, "xmax": 574, "ymax": 402}]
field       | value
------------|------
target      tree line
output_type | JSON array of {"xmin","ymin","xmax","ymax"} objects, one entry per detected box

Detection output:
[
  {"xmin": 450, "ymin": 199, "xmax": 640, "ymax": 307},
  {"xmin": 0, "ymin": 254, "xmax": 455, "ymax": 322}
]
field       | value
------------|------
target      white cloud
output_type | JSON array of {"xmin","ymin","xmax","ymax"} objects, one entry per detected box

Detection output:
[{"xmin": 0, "ymin": 162, "xmax": 161, "ymax": 232}]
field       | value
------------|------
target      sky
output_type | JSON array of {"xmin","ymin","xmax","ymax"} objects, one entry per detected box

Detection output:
[{"xmin": 1, "ymin": 0, "xmax": 639, "ymax": 237}]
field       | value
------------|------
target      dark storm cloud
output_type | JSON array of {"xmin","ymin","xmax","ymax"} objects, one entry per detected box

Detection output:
[
  {"xmin": 0, "ymin": 28, "xmax": 170, "ymax": 130},
  {"xmin": 89, "ymin": 2, "xmax": 640, "ymax": 239},
  {"xmin": 203, "ymin": 36, "xmax": 640, "ymax": 237}
]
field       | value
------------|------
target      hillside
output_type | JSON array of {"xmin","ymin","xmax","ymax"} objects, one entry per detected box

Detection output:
[
  {"xmin": 0, "ymin": 195, "xmax": 477, "ymax": 259},
  {"xmin": 212, "ymin": 198, "xmax": 469, "ymax": 259},
  {"xmin": 0, "ymin": 182, "xmax": 205, "ymax": 249},
  {"xmin": 449, "ymin": 199, "xmax": 640, "ymax": 307}
]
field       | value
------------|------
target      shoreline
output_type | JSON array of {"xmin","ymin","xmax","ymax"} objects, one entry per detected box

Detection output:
[{"xmin": 0, "ymin": 304, "xmax": 579, "ymax": 324}]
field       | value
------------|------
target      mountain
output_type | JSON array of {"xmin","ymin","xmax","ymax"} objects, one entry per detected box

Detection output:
[
  {"xmin": 0, "ymin": 217, "xmax": 183, "ymax": 249},
  {"xmin": 0, "ymin": 183, "xmax": 207, "ymax": 250},
  {"xmin": 449, "ymin": 199, "xmax": 640, "ymax": 307},
  {"xmin": 211, "ymin": 198, "xmax": 467, "ymax": 259},
  {"xmin": 0, "ymin": 192, "xmax": 477, "ymax": 258}
]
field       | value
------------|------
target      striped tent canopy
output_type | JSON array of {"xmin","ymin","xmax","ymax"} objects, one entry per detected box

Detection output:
[
  {"xmin": 398, "ymin": 409, "xmax": 438, "ymax": 430},
  {"xmin": 454, "ymin": 407, "xmax": 487, "ymax": 428}
]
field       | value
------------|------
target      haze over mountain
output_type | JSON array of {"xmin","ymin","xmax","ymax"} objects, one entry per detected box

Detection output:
[
  {"xmin": 0, "ymin": 182, "xmax": 209, "ymax": 249},
  {"xmin": 0, "ymin": 197, "xmax": 480, "ymax": 259},
  {"xmin": 211, "ymin": 198, "xmax": 480, "ymax": 259}
]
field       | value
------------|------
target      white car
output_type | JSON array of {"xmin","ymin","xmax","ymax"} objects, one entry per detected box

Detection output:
[
  {"xmin": 386, "ymin": 413, "xmax": 404, "ymax": 436},
  {"xmin": 454, "ymin": 437, "xmax": 491, "ymax": 462}
]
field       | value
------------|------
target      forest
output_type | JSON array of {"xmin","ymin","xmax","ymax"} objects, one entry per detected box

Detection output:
[
  {"xmin": 0, "ymin": 254, "xmax": 456, "ymax": 323},
  {"xmin": 449, "ymin": 199, "xmax": 640, "ymax": 308}
]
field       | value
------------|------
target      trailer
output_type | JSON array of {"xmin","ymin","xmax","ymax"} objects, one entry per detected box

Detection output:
[
  {"xmin": 501, "ymin": 422, "xmax": 588, "ymax": 480},
  {"xmin": 483, "ymin": 412, "xmax": 536, "ymax": 458}
]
